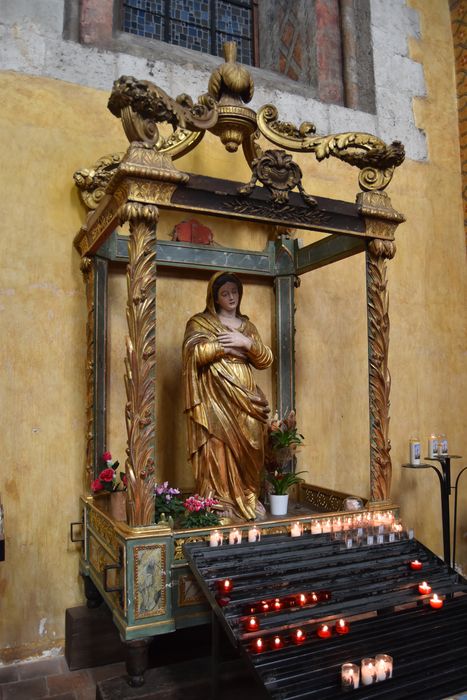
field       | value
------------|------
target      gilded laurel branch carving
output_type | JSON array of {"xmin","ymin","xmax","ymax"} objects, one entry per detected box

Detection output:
[
  {"xmin": 256, "ymin": 104, "xmax": 405, "ymax": 192},
  {"xmin": 119, "ymin": 202, "xmax": 158, "ymax": 526},
  {"xmin": 367, "ymin": 239, "xmax": 396, "ymax": 502}
]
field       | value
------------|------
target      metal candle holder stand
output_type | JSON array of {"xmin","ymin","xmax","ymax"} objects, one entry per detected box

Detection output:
[{"xmin": 402, "ymin": 455, "xmax": 466, "ymax": 567}]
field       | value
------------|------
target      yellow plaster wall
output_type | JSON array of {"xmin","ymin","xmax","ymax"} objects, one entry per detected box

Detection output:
[{"xmin": 0, "ymin": 0, "xmax": 466, "ymax": 661}]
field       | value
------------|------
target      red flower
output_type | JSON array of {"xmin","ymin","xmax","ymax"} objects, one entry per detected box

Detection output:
[
  {"xmin": 102, "ymin": 451, "xmax": 112, "ymax": 461},
  {"xmin": 99, "ymin": 468, "xmax": 115, "ymax": 482},
  {"xmin": 91, "ymin": 478, "xmax": 104, "ymax": 492},
  {"xmin": 122, "ymin": 474, "xmax": 127, "ymax": 486}
]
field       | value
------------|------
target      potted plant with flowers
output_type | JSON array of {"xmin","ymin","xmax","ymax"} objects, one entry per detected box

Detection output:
[
  {"xmin": 264, "ymin": 411, "xmax": 305, "ymax": 516},
  {"xmin": 91, "ymin": 452, "xmax": 127, "ymax": 521},
  {"xmin": 182, "ymin": 494, "xmax": 222, "ymax": 529},
  {"xmin": 154, "ymin": 482, "xmax": 185, "ymax": 527}
]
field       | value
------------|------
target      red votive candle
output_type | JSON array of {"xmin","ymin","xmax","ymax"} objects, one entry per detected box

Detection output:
[
  {"xmin": 215, "ymin": 595, "xmax": 230, "ymax": 607},
  {"xmin": 298, "ymin": 593, "xmax": 307, "ymax": 606},
  {"xmin": 418, "ymin": 581, "xmax": 432, "ymax": 595},
  {"xmin": 252, "ymin": 637, "xmax": 264, "ymax": 653},
  {"xmin": 218, "ymin": 578, "xmax": 233, "ymax": 594},
  {"xmin": 410, "ymin": 559, "xmax": 423, "ymax": 571},
  {"xmin": 261, "ymin": 600, "xmax": 270, "ymax": 612},
  {"xmin": 292, "ymin": 628, "xmax": 306, "ymax": 645},
  {"xmin": 310, "ymin": 592, "xmax": 319, "ymax": 604},
  {"xmin": 429, "ymin": 593, "xmax": 443, "ymax": 609},
  {"xmin": 317, "ymin": 624, "xmax": 332, "ymax": 639},
  {"xmin": 335, "ymin": 618, "xmax": 350, "ymax": 635},
  {"xmin": 273, "ymin": 598, "xmax": 282, "ymax": 610},
  {"xmin": 272, "ymin": 635, "xmax": 283, "ymax": 650},
  {"xmin": 245, "ymin": 616, "xmax": 259, "ymax": 632}
]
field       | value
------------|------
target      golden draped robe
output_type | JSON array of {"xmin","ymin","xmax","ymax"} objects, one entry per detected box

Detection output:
[{"xmin": 183, "ymin": 274, "xmax": 273, "ymax": 520}]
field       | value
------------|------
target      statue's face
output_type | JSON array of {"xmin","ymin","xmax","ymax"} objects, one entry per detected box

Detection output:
[{"xmin": 216, "ymin": 281, "xmax": 239, "ymax": 313}]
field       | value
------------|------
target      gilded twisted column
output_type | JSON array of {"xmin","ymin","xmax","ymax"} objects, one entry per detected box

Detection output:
[
  {"xmin": 81, "ymin": 257, "xmax": 95, "ymax": 491},
  {"xmin": 119, "ymin": 202, "xmax": 158, "ymax": 526},
  {"xmin": 366, "ymin": 238, "xmax": 396, "ymax": 502}
]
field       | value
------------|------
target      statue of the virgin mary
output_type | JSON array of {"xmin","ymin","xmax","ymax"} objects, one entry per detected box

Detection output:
[{"xmin": 183, "ymin": 271, "xmax": 273, "ymax": 520}]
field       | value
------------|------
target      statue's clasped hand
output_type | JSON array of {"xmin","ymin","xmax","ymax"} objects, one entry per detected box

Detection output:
[{"xmin": 217, "ymin": 330, "xmax": 252, "ymax": 357}]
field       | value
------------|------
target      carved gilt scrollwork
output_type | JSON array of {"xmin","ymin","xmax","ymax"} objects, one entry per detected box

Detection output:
[
  {"xmin": 257, "ymin": 104, "xmax": 405, "ymax": 192},
  {"xmin": 119, "ymin": 201, "xmax": 158, "ymax": 527},
  {"xmin": 238, "ymin": 149, "xmax": 317, "ymax": 207},
  {"xmin": 366, "ymin": 238, "xmax": 396, "ymax": 502},
  {"xmin": 74, "ymin": 154, "xmax": 123, "ymax": 210},
  {"xmin": 108, "ymin": 75, "xmax": 217, "ymax": 148}
]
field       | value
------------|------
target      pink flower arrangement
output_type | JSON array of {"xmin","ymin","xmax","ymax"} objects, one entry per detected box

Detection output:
[
  {"xmin": 184, "ymin": 495, "xmax": 219, "ymax": 512},
  {"xmin": 183, "ymin": 494, "xmax": 221, "ymax": 528},
  {"xmin": 91, "ymin": 452, "xmax": 126, "ymax": 493}
]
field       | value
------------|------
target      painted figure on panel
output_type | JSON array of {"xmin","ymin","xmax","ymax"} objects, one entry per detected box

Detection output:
[{"xmin": 183, "ymin": 271, "xmax": 273, "ymax": 520}]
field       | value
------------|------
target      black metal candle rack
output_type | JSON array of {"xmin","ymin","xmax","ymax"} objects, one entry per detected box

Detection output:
[
  {"xmin": 185, "ymin": 531, "xmax": 467, "ymax": 699},
  {"xmin": 402, "ymin": 455, "xmax": 466, "ymax": 567}
]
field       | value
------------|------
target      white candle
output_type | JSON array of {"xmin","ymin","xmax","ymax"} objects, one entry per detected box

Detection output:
[
  {"xmin": 209, "ymin": 530, "xmax": 222, "ymax": 547},
  {"xmin": 409, "ymin": 438, "xmax": 421, "ymax": 465},
  {"xmin": 290, "ymin": 521, "xmax": 302, "ymax": 537},
  {"xmin": 322, "ymin": 519, "xmax": 332, "ymax": 533},
  {"xmin": 311, "ymin": 521, "xmax": 322, "ymax": 535},
  {"xmin": 341, "ymin": 663, "xmax": 360, "ymax": 690},
  {"xmin": 375, "ymin": 654, "xmax": 393, "ymax": 681},
  {"xmin": 333, "ymin": 517, "xmax": 342, "ymax": 532},
  {"xmin": 428, "ymin": 434, "xmax": 438, "ymax": 458},
  {"xmin": 228, "ymin": 528, "xmax": 242, "ymax": 545},
  {"xmin": 438, "ymin": 434, "xmax": 448, "ymax": 456},
  {"xmin": 361, "ymin": 658, "xmax": 377, "ymax": 685},
  {"xmin": 248, "ymin": 526, "xmax": 261, "ymax": 543}
]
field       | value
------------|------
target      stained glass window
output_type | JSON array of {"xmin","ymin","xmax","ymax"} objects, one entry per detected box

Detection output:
[{"xmin": 122, "ymin": 0, "xmax": 256, "ymax": 65}]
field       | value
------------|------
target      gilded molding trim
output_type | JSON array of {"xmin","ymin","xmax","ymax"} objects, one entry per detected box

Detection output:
[
  {"xmin": 366, "ymin": 238, "xmax": 396, "ymax": 502},
  {"xmin": 357, "ymin": 190, "xmax": 405, "ymax": 240},
  {"xmin": 174, "ymin": 536, "xmax": 206, "ymax": 561},
  {"xmin": 120, "ymin": 201, "xmax": 158, "ymax": 527},
  {"xmin": 89, "ymin": 509, "xmax": 120, "ymax": 558},
  {"xmin": 81, "ymin": 257, "xmax": 94, "ymax": 490}
]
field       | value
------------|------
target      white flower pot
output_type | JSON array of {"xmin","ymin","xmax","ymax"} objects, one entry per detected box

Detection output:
[{"xmin": 269, "ymin": 494, "xmax": 289, "ymax": 516}]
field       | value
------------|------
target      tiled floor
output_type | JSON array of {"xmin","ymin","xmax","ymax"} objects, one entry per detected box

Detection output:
[
  {"xmin": 1, "ymin": 654, "xmax": 466, "ymax": 700},
  {"xmin": 0, "ymin": 656, "xmax": 126, "ymax": 700}
]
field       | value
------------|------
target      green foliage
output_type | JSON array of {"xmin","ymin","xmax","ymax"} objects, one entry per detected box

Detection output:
[
  {"xmin": 266, "ymin": 469, "xmax": 305, "ymax": 495},
  {"xmin": 182, "ymin": 510, "xmax": 221, "ymax": 529}
]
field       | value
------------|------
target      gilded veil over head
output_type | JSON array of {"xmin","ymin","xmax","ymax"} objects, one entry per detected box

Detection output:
[{"xmin": 183, "ymin": 272, "xmax": 273, "ymax": 520}]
